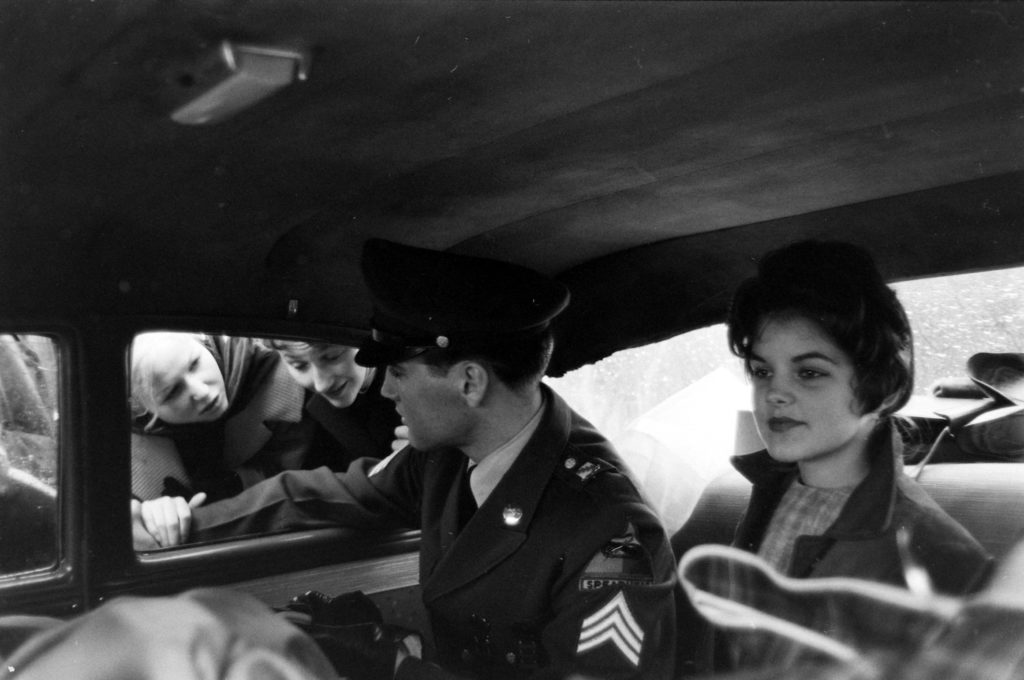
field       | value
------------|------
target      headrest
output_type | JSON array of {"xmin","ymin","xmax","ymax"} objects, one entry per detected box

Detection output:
[
  {"xmin": 924, "ymin": 353, "xmax": 1024, "ymax": 461},
  {"xmin": 967, "ymin": 352, "xmax": 1024, "ymax": 403}
]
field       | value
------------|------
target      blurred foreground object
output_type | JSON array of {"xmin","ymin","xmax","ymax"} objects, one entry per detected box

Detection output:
[
  {"xmin": 680, "ymin": 541, "xmax": 1024, "ymax": 680},
  {"xmin": 0, "ymin": 588, "xmax": 336, "ymax": 680}
]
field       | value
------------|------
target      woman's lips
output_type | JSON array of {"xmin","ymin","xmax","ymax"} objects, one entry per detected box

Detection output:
[
  {"xmin": 767, "ymin": 417, "xmax": 802, "ymax": 433},
  {"xmin": 199, "ymin": 395, "xmax": 221, "ymax": 416},
  {"xmin": 324, "ymin": 382, "xmax": 348, "ymax": 399}
]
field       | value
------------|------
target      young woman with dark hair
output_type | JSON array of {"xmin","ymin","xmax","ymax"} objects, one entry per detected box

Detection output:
[{"xmin": 726, "ymin": 240, "xmax": 991, "ymax": 595}]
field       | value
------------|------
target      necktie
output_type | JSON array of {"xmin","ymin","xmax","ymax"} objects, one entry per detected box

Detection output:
[{"xmin": 457, "ymin": 463, "xmax": 477, "ymax": 531}]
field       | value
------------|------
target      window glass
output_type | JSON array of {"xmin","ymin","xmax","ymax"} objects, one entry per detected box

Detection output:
[
  {"xmin": 895, "ymin": 266, "xmax": 1024, "ymax": 393},
  {"xmin": 546, "ymin": 265, "xmax": 1024, "ymax": 532},
  {"xmin": 129, "ymin": 332, "xmax": 398, "ymax": 550},
  {"xmin": 0, "ymin": 334, "xmax": 60, "ymax": 575},
  {"xmin": 546, "ymin": 326, "xmax": 743, "ymax": 534}
]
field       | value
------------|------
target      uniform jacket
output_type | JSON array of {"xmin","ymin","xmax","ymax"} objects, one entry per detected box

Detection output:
[
  {"xmin": 191, "ymin": 386, "xmax": 677, "ymax": 680},
  {"xmin": 730, "ymin": 421, "xmax": 993, "ymax": 595}
]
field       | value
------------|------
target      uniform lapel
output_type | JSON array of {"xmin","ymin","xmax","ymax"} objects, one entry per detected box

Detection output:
[
  {"xmin": 436, "ymin": 461, "xmax": 470, "ymax": 558},
  {"xmin": 422, "ymin": 391, "xmax": 570, "ymax": 602}
]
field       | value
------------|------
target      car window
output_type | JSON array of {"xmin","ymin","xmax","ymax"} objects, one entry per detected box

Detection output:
[
  {"xmin": 895, "ymin": 266, "xmax": 1024, "ymax": 394},
  {"xmin": 546, "ymin": 264, "xmax": 1024, "ymax": 531},
  {"xmin": 128, "ymin": 331, "xmax": 399, "ymax": 549},
  {"xmin": 0, "ymin": 334, "xmax": 60, "ymax": 576}
]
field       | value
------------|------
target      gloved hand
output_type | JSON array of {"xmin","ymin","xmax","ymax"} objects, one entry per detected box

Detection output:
[
  {"xmin": 284, "ymin": 590, "xmax": 383, "ymax": 627},
  {"xmin": 281, "ymin": 590, "xmax": 418, "ymax": 680}
]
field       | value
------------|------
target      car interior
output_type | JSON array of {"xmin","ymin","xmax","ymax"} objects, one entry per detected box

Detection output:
[{"xmin": 1, "ymin": 0, "xmax": 1023, "ymax": 676}]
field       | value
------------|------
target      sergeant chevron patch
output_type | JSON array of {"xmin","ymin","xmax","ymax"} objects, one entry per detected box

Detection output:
[{"xmin": 576, "ymin": 591, "xmax": 644, "ymax": 666}]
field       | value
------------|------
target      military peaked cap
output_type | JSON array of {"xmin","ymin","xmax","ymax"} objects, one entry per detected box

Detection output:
[{"xmin": 355, "ymin": 239, "xmax": 570, "ymax": 367}]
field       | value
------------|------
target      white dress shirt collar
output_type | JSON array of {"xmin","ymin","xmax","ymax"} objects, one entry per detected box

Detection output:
[{"xmin": 468, "ymin": 395, "xmax": 546, "ymax": 506}]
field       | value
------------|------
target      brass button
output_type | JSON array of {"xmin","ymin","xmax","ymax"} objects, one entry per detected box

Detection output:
[{"xmin": 503, "ymin": 505, "xmax": 523, "ymax": 526}]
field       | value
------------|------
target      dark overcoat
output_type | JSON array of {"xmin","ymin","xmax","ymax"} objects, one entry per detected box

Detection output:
[
  {"xmin": 731, "ymin": 422, "xmax": 993, "ymax": 595},
  {"xmin": 299, "ymin": 369, "xmax": 400, "ymax": 472}
]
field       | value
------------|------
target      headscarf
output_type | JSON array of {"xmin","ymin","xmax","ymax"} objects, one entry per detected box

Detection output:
[{"xmin": 132, "ymin": 334, "xmax": 280, "ymax": 435}]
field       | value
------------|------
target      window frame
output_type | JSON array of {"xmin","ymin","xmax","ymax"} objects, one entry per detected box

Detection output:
[
  {"xmin": 0, "ymin": 324, "xmax": 81, "ymax": 617},
  {"xmin": 106, "ymin": 318, "xmax": 423, "ymax": 603}
]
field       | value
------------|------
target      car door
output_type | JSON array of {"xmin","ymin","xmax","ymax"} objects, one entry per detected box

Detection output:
[{"xmin": 0, "ymin": 319, "xmax": 428, "ymax": 640}]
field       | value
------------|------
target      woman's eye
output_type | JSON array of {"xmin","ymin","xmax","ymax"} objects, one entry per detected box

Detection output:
[
  {"xmin": 750, "ymin": 366, "xmax": 770, "ymax": 379},
  {"xmin": 387, "ymin": 366, "xmax": 403, "ymax": 379},
  {"xmin": 188, "ymin": 358, "xmax": 200, "ymax": 372},
  {"xmin": 288, "ymin": 361, "xmax": 309, "ymax": 371},
  {"xmin": 798, "ymin": 368, "xmax": 825, "ymax": 380},
  {"xmin": 162, "ymin": 384, "xmax": 182, "ymax": 403}
]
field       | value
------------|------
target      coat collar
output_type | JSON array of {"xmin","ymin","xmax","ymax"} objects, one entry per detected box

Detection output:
[
  {"xmin": 305, "ymin": 369, "xmax": 393, "ymax": 443},
  {"xmin": 731, "ymin": 421, "xmax": 900, "ymax": 540},
  {"xmin": 422, "ymin": 384, "xmax": 572, "ymax": 602},
  {"xmin": 305, "ymin": 392, "xmax": 364, "ymax": 448}
]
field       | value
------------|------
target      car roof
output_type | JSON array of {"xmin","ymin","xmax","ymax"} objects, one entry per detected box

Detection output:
[{"xmin": 2, "ymin": 0, "xmax": 1022, "ymax": 373}]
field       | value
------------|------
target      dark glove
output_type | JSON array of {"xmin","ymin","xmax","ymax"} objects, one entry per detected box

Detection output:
[
  {"xmin": 281, "ymin": 590, "xmax": 401, "ymax": 680},
  {"xmin": 284, "ymin": 590, "xmax": 384, "ymax": 627}
]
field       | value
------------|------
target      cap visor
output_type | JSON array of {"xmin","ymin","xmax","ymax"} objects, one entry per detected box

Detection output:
[{"xmin": 355, "ymin": 339, "xmax": 427, "ymax": 367}]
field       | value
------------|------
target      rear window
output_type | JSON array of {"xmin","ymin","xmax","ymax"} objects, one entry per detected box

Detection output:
[{"xmin": 546, "ymin": 265, "xmax": 1024, "ymax": 530}]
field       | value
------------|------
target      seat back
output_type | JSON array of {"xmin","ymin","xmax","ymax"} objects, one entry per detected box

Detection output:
[
  {"xmin": 914, "ymin": 463, "xmax": 1024, "ymax": 561},
  {"xmin": 672, "ymin": 462, "xmax": 1024, "ymax": 563}
]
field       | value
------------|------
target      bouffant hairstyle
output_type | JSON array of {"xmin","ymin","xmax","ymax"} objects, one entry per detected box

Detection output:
[{"xmin": 727, "ymin": 240, "xmax": 913, "ymax": 417}]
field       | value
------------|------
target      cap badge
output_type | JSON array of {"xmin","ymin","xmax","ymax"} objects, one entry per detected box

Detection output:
[
  {"xmin": 436, "ymin": 335, "xmax": 450, "ymax": 348},
  {"xmin": 564, "ymin": 457, "xmax": 577, "ymax": 469},
  {"xmin": 502, "ymin": 505, "xmax": 523, "ymax": 526}
]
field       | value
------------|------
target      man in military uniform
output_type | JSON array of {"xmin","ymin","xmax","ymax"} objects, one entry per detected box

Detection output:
[{"xmin": 185, "ymin": 239, "xmax": 678, "ymax": 679}]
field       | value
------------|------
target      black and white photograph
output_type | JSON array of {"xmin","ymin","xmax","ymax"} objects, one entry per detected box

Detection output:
[{"xmin": 0, "ymin": 2, "xmax": 1022, "ymax": 678}]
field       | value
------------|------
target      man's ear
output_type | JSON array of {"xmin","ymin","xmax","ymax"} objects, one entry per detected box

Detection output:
[{"xmin": 457, "ymin": 361, "xmax": 490, "ymax": 407}]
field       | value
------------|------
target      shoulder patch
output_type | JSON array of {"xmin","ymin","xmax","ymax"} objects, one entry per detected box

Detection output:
[
  {"xmin": 575, "ymin": 460, "xmax": 605, "ymax": 482},
  {"xmin": 579, "ymin": 522, "xmax": 655, "ymax": 591},
  {"xmin": 561, "ymin": 454, "xmax": 617, "ymax": 485}
]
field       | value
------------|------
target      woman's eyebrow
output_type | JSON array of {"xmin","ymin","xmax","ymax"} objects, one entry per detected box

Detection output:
[
  {"xmin": 749, "ymin": 350, "xmax": 840, "ymax": 364},
  {"xmin": 792, "ymin": 351, "xmax": 839, "ymax": 365}
]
